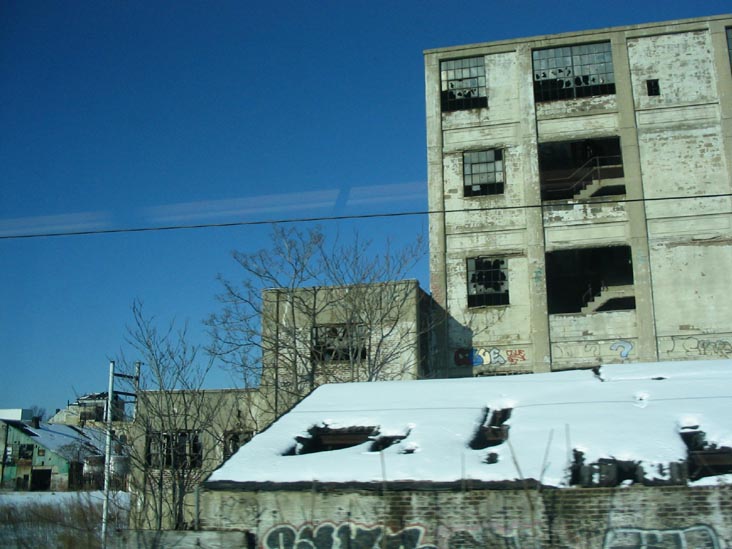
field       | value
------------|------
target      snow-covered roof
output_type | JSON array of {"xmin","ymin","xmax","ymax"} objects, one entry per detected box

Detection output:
[
  {"xmin": 208, "ymin": 360, "xmax": 732, "ymax": 488},
  {"xmin": 2, "ymin": 420, "xmax": 104, "ymax": 459}
]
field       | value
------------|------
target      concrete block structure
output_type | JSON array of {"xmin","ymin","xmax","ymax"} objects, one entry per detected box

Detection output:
[
  {"xmin": 425, "ymin": 15, "xmax": 732, "ymax": 375},
  {"xmin": 260, "ymin": 280, "xmax": 434, "ymax": 416}
]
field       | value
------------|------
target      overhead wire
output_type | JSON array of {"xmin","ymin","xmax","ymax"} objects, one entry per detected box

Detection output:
[{"xmin": 1, "ymin": 192, "xmax": 732, "ymax": 240}]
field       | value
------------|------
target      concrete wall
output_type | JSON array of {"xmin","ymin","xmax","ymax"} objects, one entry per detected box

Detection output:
[
  {"xmin": 260, "ymin": 281, "xmax": 431, "ymax": 414},
  {"xmin": 187, "ymin": 484, "xmax": 732, "ymax": 548},
  {"xmin": 425, "ymin": 15, "xmax": 732, "ymax": 375}
]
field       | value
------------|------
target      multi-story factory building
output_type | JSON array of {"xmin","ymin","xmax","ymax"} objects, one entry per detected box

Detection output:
[{"xmin": 424, "ymin": 15, "xmax": 732, "ymax": 375}]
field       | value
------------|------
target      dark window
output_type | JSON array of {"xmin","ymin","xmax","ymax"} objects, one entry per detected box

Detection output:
[
  {"xmin": 539, "ymin": 137, "xmax": 624, "ymax": 200},
  {"xmin": 646, "ymin": 79, "xmax": 660, "ymax": 96},
  {"xmin": 312, "ymin": 324, "xmax": 367, "ymax": 362},
  {"xmin": 467, "ymin": 257, "xmax": 509, "ymax": 308},
  {"xmin": 18, "ymin": 444, "xmax": 34, "ymax": 460},
  {"xmin": 545, "ymin": 246, "xmax": 634, "ymax": 314},
  {"xmin": 532, "ymin": 42, "xmax": 615, "ymax": 102},
  {"xmin": 286, "ymin": 425, "xmax": 386, "ymax": 455},
  {"xmin": 440, "ymin": 57, "xmax": 487, "ymax": 111},
  {"xmin": 727, "ymin": 28, "xmax": 732, "ymax": 71},
  {"xmin": 223, "ymin": 431, "xmax": 253, "ymax": 460},
  {"xmin": 145, "ymin": 430, "xmax": 202, "ymax": 469},
  {"xmin": 464, "ymin": 149, "xmax": 504, "ymax": 196}
]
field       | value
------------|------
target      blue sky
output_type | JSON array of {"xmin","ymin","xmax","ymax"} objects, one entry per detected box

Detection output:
[{"xmin": 1, "ymin": 1, "xmax": 728, "ymax": 412}]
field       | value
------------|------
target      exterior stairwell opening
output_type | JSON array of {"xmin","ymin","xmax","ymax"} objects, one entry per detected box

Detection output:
[
  {"xmin": 545, "ymin": 246, "xmax": 635, "ymax": 314},
  {"xmin": 539, "ymin": 137, "xmax": 624, "ymax": 201}
]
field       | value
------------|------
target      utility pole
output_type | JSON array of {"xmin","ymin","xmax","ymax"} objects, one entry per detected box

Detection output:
[{"xmin": 101, "ymin": 360, "xmax": 140, "ymax": 549}]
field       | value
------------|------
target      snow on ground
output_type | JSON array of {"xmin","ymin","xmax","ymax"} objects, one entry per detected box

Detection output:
[
  {"xmin": 0, "ymin": 490, "xmax": 130, "ymax": 510},
  {"xmin": 209, "ymin": 359, "xmax": 732, "ymax": 487}
]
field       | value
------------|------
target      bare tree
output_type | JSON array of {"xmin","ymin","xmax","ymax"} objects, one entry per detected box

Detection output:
[
  {"xmin": 29, "ymin": 405, "xmax": 47, "ymax": 421},
  {"xmin": 208, "ymin": 225, "xmax": 431, "ymax": 418},
  {"xmin": 118, "ymin": 302, "xmax": 258, "ymax": 531}
]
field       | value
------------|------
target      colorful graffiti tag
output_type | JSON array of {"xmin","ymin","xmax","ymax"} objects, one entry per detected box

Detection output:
[
  {"xmin": 262, "ymin": 522, "xmax": 437, "ymax": 549},
  {"xmin": 454, "ymin": 347, "xmax": 527, "ymax": 367}
]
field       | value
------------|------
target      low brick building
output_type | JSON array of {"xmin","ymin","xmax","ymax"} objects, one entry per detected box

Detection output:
[{"xmin": 143, "ymin": 360, "xmax": 732, "ymax": 548}]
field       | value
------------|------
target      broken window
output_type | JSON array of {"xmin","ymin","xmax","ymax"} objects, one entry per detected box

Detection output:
[
  {"xmin": 288, "ymin": 426, "xmax": 376, "ymax": 455},
  {"xmin": 538, "ymin": 137, "xmax": 624, "ymax": 200},
  {"xmin": 222, "ymin": 430, "xmax": 253, "ymax": 460},
  {"xmin": 680, "ymin": 427, "xmax": 732, "ymax": 481},
  {"xmin": 570, "ymin": 450, "xmax": 644, "ymax": 487},
  {"xmin": 533, "ymin": 42, "xmax": 615, "ymax": 102},
  {"xmin": 463, "ymin": 149, "xmax": 504, "ymax": 197},
  {"xmin": 545, "ymin": 246, "xmax": 634, "ymax": 314},
  {"xmin": 145, "ymin": 430, "xmax": 202, "ymax": 469},
  {"xmin": 18, "ymin": 444, "xmax": 34, "ymax": 460},
  {"xmin": 284, "ymin": 425, "xmax": 408, "ymax": 455},
  {"xmin": 440, "ymin": 57, "xmax": 487, "ymax": 111},
  {"xmin": 646, "ymin": 79, "xmax": 660, "ymax": 96},
  {"xmin": 469, "ymin": 407, "xmax": 512, "ymax": 450},
  {"xmin": 311, "ymin": 324, "xmax": 367, "ymax": 362},
  {"xmin": 467, "ymin": 257, "xmax": 509, "ymax": 308}
]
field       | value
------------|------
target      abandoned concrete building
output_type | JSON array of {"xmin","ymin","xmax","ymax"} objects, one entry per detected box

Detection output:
[
  {"xmin": 48, "ymin": 391, "xmax": 126, "ymax": 426},
  {"xmin": 259, "ymin": 280, "xmax": 435, "ymax": 416},
  {"xmin": 425, "ymin": 15, "xmax": 732, "ymax": 376}
]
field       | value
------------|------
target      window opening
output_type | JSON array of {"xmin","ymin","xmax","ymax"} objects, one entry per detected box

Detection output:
[
  {"xmin": 539, "ymin": 137, "xmax": 624, "ymax": 200},
  {"xmin": 646, "ymin": 79, "xmax": 660, "ymax": 96},
  {"xmin": 681, "ymin": 427, "xmax": 732, "ymax": 481},
  {"xmin": 545, "ymin": 246, "xmax": 634, "ymax": 314},
  {"xmin": 570, "ymin": 450, "xmax": 644, "ymax": 487},
  {"xmin": 223, "ymin": 430, "xmax": 253, "ymax": 460},
  {"xmin": 311, "ymin": 324, "xmax": 367, "ymax": 362},
  {"xmin": 286, "ymin": 425, "xmax": 378, "ymax": 455},
  {"xmin": 469, "ymin": 407, "xmax": 512, "ymax": 450},
  {"xmin": 467, "ymin": 257, "xmax": 509, "ymax": 308},
  {"xmin": 727, "ymin": 28, "xmax": 732, "ymax": 71},
  {"xmin": 440, "ymin": 57, "xmax": 487, "ymax": 111},
  {"xmin": 145, "ymin": 430, "xmax": 202, "ymax": 469},
  {"xmin": 464, "ymin": 149, "xmax": 504, "ymax": 197},
  {"xmin": 18, "ymin": 444, "xmax": 34, "ymax": 461},
  {"xmin": 533, "ymin": 42, "xmax": 615, "ymax": 102}
]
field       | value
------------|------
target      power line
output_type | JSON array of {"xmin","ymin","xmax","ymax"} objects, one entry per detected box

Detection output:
[{"xmin": 2, "ymin": 192, "xmax": 732, "ymax": 241}]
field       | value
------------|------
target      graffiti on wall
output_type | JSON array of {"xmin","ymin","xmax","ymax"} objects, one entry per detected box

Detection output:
[
  {"xmin": 262, "ymin": 522, "xmax": 437, "ymax": 549},
  {"xmin": 603, "ymin": 525, "xmax": 720, "ymax": 549},
  {"xmin": 664, "ymin": 336, "xmax": 732, "ymax": 358},
  {"xmin": 609, "ymin": 340, "xmax": 633, "ymax": 359},
  {"xmin": 553, "ymin": 340, "xmax": 634, "ymax": 361},
  {"xmin": 454, "ymin": 347, "xmax": 527, "ymax": 367}
]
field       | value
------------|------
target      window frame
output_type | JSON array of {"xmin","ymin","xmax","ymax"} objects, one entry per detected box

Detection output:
[
  {"xmin": 440, "ymin": 56, "xmax": 488, "ymax": 112},
  {"xmin": 466, "ymin": 257, "xmax": 509, "ymax": 308},
  {"xmin": 145, "ymin": 430, "xmax": 202, "ymax": 470},
  {"xmin": 532, "ymin": 42, "xmax": 616, "ymax": 102},
  {"xmin": 463, "ymin": 148, "xmax": 505, "ymax": 197},
  {"xmin": 311, "ymin": 323, "xmax": 368, "ymax": 363}
]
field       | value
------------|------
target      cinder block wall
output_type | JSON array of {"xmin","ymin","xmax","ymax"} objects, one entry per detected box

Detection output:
[{"xmin": 194, "ymin": 484, "xmax": 732, "ymax": 548}]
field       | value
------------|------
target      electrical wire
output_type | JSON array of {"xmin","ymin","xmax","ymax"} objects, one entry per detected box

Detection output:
[{"xmin": 2, "ymin": 192, "xmax": 732, "ymax": 240}]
